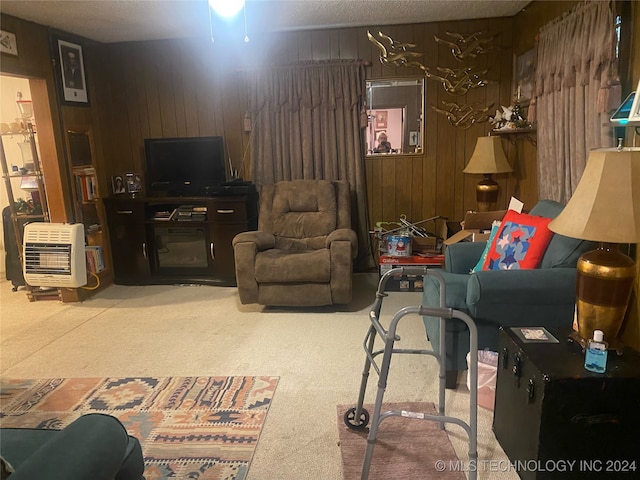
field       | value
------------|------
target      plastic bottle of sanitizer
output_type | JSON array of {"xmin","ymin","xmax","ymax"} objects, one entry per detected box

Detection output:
[{"xmin": 584, "ymin": 330, "xmax": 608, "ymax": 374}]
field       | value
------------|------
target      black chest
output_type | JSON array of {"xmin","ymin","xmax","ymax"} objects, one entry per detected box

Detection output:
[{"xmin": 492, "ymin": 327, "xmax": 640, "ymax": 480}]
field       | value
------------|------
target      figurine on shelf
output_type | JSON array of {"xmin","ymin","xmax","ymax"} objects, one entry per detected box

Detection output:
[
  {"xmin": 490, "ymin": 99, "xmax": 532, "ymax": 131},
  {"xmin": 509, "ymin": 98, "xmax": 531, "ymax": 129}
]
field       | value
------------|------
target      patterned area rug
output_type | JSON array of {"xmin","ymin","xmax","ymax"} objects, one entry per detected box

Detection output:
[{"xmin": 0, "ymin": 376, "xmax": 278, "ymax": 479}]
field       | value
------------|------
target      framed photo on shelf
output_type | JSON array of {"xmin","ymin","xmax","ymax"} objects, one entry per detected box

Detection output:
[
  {"xmin": 514, "ymin": 48, "xmax": 536, "ymax": 105},
  {"xmin": 112, "ymin": 175, "xmax": 125, "ymax": 195},
  {"xmin": 125, "ymin": 172, "xmax": 142, "ymax": 194},
  {"xmin": 53, "ymin": 35, "xmax": 89, "ymax": 105}
]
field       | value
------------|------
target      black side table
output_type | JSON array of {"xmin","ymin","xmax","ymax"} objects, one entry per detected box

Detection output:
[{"xmin": 493, "ymin": 326, "xmax": 640, "ymax": 480}]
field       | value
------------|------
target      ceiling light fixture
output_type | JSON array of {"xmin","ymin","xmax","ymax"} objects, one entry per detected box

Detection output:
[
  {"xmin": 207, "ymin": 0, "xmax": 249, "ymax": 44},
  {"xmin": 243, "ymin": 3, "xmax": 249, "ymax": 43},
  {"xmin": 208, "ymin": 0, "xmax": 245, "ymax": 19}
]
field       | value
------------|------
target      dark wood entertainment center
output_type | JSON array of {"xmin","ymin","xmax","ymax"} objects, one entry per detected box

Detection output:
[{"xmin": 103, "ymin": 190, "xmax": 257, "ymax": 286}]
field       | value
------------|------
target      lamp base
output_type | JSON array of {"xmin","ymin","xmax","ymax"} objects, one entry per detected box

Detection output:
[
  {"xmin": 575, "ymin": 243, "xmax": 635, "ymax": 344},
  {"xmin": 476, "ymin": 174, "xmax": 499, "ymax": 212}
]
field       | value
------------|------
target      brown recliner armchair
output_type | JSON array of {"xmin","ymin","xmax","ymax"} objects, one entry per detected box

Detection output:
[{"xmin": 232, "ymin": 179, "xmax": 358, "ymax": 306}]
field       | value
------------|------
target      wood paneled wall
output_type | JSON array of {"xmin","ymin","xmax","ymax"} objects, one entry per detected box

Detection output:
[{"xmin": 94, "ymin": 18, "xmax": 521, "ymax": 236}]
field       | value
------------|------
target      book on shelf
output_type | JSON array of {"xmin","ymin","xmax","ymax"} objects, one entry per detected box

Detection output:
[
  {"xmin": 75, "ymin": 172, "xmax": 98, "ymax": 203},
  {"xmin": 85, "ymin": 245, "xmax": 105, "ymax": 273},
  {"xmin": 153, "ymin": 208, "xmax": 177, "ymax": 221},
  {"xmin": 173, "ymin": 205, "xmax": 208, "ymax": 221}
]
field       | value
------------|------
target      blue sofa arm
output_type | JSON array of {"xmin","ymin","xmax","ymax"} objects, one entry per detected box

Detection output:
[
  {"xmin": 423, "ymin": 267, "xmax": 578, "ymax": 377},
  {"xmin": 444, "ymin": 242, "xmax": 487, "ymax": 274}
]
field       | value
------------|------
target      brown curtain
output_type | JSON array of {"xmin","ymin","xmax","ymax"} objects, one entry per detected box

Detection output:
[
  {"xmin": 534, "ymin": 0, "xmax": 620, "ymax": 204},
  {"xmin": 248, "ymin": 60, "xmax": 373, "ymax": 270}
]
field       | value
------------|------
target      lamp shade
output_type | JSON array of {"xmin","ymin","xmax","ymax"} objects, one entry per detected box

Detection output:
[
  {"xmin": 548, "ymin": 148, "xmax": 640, "ymax": 243},
  {"xmin": 463, "ymin": 136, "xmax": 513, "ymax": 174}
]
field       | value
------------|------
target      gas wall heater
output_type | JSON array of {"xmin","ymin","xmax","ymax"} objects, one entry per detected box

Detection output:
[{"xmin": 23, "ymin": 223, "xmax": 87, "ymax": 288}]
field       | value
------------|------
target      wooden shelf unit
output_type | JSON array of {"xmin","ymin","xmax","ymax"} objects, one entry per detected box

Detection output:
[
  {"xmin": 60, "ymin": 127, "xmax": 113, "ymax": 301},
  {"xmin": 0, "ymin": 124, "xmax": 58, "ymax": 301}
]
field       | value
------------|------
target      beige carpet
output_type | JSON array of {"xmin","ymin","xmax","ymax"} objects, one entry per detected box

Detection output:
[
  {"xmin": 337, "ymin": 402, "xmax": 465, "ymax": 480},
  {"xmin": 0, "ymin": 273, "xmax": 517, "ymax": 479}
]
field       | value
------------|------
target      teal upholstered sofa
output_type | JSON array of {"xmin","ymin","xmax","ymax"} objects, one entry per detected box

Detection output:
[
  {"xmin": 0, "ymin": 414, "xmax": 144, "ymax": 480},
  {"xmin": 422, "ymin": 200, "xmax": 595, "ymax": 388}
]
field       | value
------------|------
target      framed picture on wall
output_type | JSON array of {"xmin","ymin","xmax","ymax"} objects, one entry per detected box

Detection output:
[
  {"xmin": 375, "ymin": 111, "xmax": 388, "ymax": 129},
  {"xmin": 53, "ymin": 35, "xmax": 89, "ymax": 105},
  {"xmin": 514, "ymin": 48, "xmax": 536, "ymax": 105},
  {"xmin": 0, "ymin": 30, "xmax": 18, "ymax": 56}
]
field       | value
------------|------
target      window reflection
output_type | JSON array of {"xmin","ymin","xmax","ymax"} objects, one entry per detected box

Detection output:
[{"xmin": 366, "ymin": 78, "xmax": 424, "ymax": 155}]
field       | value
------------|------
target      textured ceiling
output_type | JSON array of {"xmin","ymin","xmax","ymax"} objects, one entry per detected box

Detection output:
[{"xmin": 0, "ymin": 0, "xmax": 531, "ymax": 43}]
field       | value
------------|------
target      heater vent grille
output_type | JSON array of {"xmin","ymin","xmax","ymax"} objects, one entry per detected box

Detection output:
[{"xmin": 24, "ymin": 244, "xmax": 72, "ymax": 276}]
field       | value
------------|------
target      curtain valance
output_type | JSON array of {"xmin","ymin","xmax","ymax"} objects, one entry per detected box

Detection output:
[
  {"xmin": 249, "ymin": 60, "xmax": 364, "ymax": 113},
  {"xmin": 535, "ymin": 0, "xmax": 616, "ymax": 95}
]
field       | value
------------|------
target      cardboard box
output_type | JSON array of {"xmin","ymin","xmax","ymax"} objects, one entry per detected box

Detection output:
[
  {"xmin": 412, "ymin": 236, "xmax": 437, "ymax": 254},
  {"xmin": 443, "ymin": 209, "xmax": 507, "ymax": 246}
]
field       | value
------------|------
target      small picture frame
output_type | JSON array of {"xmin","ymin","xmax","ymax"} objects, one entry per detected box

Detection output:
[
  {"xmin": 0, "ymin": 30, "xmax": 18, "ymax": 56},
  {"xmin": 125, "ymin": 172, "xmax": 142, "ymax": 193},
  {"xmin": 112, "ymin": 175, "xmax": 125, "ymax": 195},
  {"xmin": 375, "ymin": 111, "xmax": 388, "ymax": 129},
  {"xmin": 511, "ymin": 327, "xmax": 559, "ymax": 344},
  {"xmin": 54, "ymin": 35, "xmax": 89, "ymax": 105}
]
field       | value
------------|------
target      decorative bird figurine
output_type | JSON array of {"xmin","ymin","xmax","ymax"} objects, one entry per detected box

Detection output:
[
  {"xmin": 367, "ymin": 31, "xmax": 424, "ymax": 69},
  {"xmin": 423, "ymin": 65, "xmax": 489, "ymax": 95},
  {"xmin": 434, "ymin": 31, "xmax": 497, "ymax": 61},
  {"xmin": 432, "ymin": 101, "xmax": 493, "ymax": 130}
]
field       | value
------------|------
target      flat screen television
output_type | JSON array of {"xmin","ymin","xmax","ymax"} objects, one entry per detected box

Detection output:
[{"xmin": 144, "ymin": 136, "xmax": 227, "ymax": 197}]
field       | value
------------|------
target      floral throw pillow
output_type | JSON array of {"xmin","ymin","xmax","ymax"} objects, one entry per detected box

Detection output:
[{"xmin": 482, "ymin": 210, "xmax": 553, "ymax": 270}]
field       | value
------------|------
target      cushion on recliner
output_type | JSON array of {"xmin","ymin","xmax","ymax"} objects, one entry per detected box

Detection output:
[
  {"xmin": 271, "ymin": 180, "xmax": 337, "ymax": 238},
  {"xmin": 274, "ymin": 235, "xmax": 328, "ymax": 251},
  {"xmin": 255, "ymin": 248, "xmax": 331, "ymax": 283}
]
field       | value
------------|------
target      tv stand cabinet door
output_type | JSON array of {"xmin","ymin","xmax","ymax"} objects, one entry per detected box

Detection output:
[
  {"xmin": 207, "ymin": 196, "xmax": 256, "ymax": 283},
  {"xmin": 104, "ymin": 200, "xmax": 151, "ymax": 284},
  {"xmin": 208, "ymin": 224, "xmax": 241, "ymax": 283}
]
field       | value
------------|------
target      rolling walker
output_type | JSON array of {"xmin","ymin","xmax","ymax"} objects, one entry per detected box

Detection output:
[{"xmin": 343, "ymin": 267, "xmax": 478, "ymax": 480}]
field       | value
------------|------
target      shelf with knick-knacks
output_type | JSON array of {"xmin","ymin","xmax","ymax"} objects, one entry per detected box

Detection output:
[
  {"xmin": 0, "ymin": 124, "xmax": 49, "ymax": 223},
  {"xmin": 492, "ymin": 127, "xmax": 537, "ymax": 146},
  {"xmin": 490, "ymin": 98, "xmax": 537, "ymax": 146}
]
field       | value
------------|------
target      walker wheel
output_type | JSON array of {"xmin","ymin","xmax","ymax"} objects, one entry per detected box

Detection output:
[{"xmin": 343, "ymin": 407, "xmax": 370, "ymax": 430}]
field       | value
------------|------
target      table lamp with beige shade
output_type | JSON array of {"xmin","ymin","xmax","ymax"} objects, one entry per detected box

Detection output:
[
  {"xmin": 548, "ymin": 147, "xmax": 640, "ymax": 349},
  {"xmin": 463, "ymin": 135, "xmax": 513, "ymax": 212}
]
